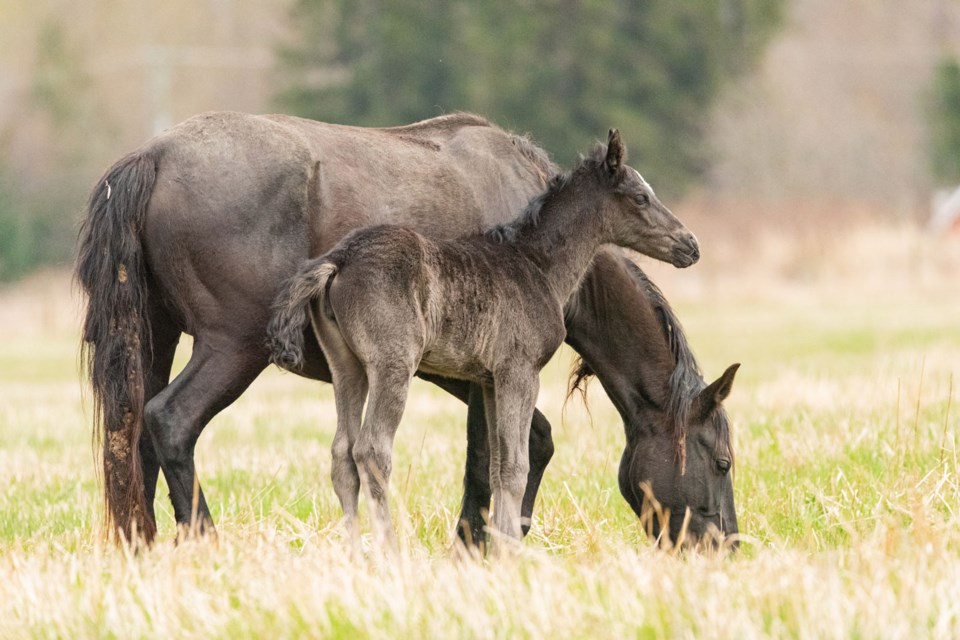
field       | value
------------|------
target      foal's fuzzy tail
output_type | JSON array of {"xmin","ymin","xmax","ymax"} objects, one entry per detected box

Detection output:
[
  {"xmin": 75, "ymin": 149, "xmax": 159, "ymax": 546},
  {"xmin": 267, "ymin": 259, "xmax": 339, "ymax": 372}
]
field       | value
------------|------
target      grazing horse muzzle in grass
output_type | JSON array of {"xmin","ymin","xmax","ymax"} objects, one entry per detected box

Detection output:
[
  {"xmin": 623, "ymin": 363, "xmax": 740, "ymax": 550},
  {"xmin": 267, "ymin": 129, "xmax": 700, "ymax": 550}
]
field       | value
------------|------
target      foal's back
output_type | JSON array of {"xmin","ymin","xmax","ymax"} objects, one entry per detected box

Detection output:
[{"xmin": 323, "ymin": 225, "xmax": 564, "ymax": 383}]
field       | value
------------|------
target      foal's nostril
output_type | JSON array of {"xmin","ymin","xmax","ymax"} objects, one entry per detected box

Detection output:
[{"xmin": 669, "ymin": 232, "xmax": 700, "ymax": 268}]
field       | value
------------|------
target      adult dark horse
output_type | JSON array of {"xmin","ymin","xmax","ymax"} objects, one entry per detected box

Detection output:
[
  {"xmin": 76, "ymin": 111, "xmax": 728, "ymax": 546},
  {"xmin": 566, "ymin": 256, "xmax": 740, "ymax": 546}
]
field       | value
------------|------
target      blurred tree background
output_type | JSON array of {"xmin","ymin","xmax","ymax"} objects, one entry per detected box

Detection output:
[
  {"xmin": 2, "ymin": 0, "xmax": 960, "ymax": 283},
  {"xmin": 276, "ymin": 0, "xmax": 785, "ymax": 195},
  {"xmin": 930, "ymin": 56, "xmax": 960, "ymax": 186},
  {"xmin": 0, "ymin": 20, "xmax": 92, "ymax": 281}
]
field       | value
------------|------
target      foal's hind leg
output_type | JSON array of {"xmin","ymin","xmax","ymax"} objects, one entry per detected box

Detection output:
[
  {"xmin": 312, "ymin": 311, "xmax": 368, "ymax": 538},
  {"xmin": 353, "ymin": 359, "xmax": 416, "ymax": 549}
]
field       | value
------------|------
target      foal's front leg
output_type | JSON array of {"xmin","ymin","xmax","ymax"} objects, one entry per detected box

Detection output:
[
  {"xmin": 486, "ymin": 367, "xmax": 539, "ymax": 547},
  {"xmin": 459, "ymin": 386, "xmax": 555, "ymax": 548}
]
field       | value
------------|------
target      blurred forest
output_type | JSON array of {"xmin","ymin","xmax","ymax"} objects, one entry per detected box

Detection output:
[
  {"xmin": 276, "ymin": 0, "xmax": 784, "ymax": 186},
  {"xmin": 1, "ymin": 0, "xmax": 959, "ymax": 282}
]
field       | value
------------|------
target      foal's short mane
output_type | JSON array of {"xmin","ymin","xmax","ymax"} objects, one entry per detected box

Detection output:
[
  {"xmin": 569, "ymin": 261, "xmax": 733, "ymax": 468},
  {"xmin": 485, "ymin": 142, "xmax": 612, "ymax": 244},
  {"xmin": 485, "ymin": 173, "xmax": 569, "ymax": 243}
]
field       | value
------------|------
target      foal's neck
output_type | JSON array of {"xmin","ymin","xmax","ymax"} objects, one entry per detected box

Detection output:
[{"xmin": 512, "ymin": 180, "xmax": 610, "ymax": 303}]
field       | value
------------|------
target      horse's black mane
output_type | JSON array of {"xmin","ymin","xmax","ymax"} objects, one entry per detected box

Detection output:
[
  {"xmin": 624, "ymin": 262, "xmax": 705, "ymax": 464},
  {"xmin": 569, "ymin": 260, "xmax": 733, "ymax": 467}
]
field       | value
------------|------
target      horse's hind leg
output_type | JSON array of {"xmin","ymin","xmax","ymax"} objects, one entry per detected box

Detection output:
[
  {"xmin": 140, "ymin": 300, "xmax": 182, "ymax": 528},
  {"xmin": 143, "ymin": 339, "xmax": 265, "ymax": 539}
]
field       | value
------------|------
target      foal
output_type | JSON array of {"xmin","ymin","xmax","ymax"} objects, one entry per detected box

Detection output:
[{"xmin": 268, "ymin": 130, "xmax": 700, "ymax": 546}]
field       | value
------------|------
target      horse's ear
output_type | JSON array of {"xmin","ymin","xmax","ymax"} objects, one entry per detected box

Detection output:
[
  {"xmin": 605, "ymin": 128, "xmax": 625, "ymax": 172},
  {"xmin": 694, "ymin": 363, "xmax": 740, "ymax": 421}
]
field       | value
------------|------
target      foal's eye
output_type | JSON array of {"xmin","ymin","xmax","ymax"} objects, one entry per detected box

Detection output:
[
  {"xmin": 716, "ymin": 458, "xmax": 731, "ymax": 476},
  {"xmin": 636, "ymin": 194, "xmax": 650, "ymax": 207}
]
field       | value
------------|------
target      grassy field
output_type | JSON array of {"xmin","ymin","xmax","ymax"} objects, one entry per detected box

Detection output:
[{"xmin": 1, "ymin": 265, "xmax": 958, "ymax": 638}]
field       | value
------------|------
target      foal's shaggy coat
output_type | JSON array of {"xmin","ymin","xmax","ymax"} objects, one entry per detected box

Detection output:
[{"xmin": 268, "ymin": 130, "xmax": 700, "ymax": 545}]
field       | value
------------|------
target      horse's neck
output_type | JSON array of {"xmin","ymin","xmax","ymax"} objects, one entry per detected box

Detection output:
[
  {"xmin": 564, "ymin": 253, "xmax": 676, "ymax": 441},
  {"xmin": 514, "ymin": 188, "xmax": 609, "ymax": 304}
]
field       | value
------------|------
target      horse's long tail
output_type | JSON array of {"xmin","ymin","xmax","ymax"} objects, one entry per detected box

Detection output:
[
  {"xmin": 75, "ymin": 149, "xmax": 159, "ymax": 546},
  {"xmin": 267, "ymin": 259, "xmax": 339, "ymax": 372}
]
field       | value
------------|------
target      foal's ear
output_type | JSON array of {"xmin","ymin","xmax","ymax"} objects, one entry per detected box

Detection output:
[
  {"xmin": 605, "ymin": 128, "xmax": 625, "ymax": 172},
  {"xmin": 694, "ymin": 363, "xmax": 740, "ymax": 420}
]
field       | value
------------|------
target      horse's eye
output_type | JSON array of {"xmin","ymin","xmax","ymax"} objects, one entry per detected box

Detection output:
[
  {"xmin": 636, "ymin": 194, "xmax": 650, "ymax": 207},
  {"xmin": 716, "ymin": 458, "xmax": 731, "ymax": 476}
]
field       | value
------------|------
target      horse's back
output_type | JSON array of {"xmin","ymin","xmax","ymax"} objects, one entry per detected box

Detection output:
[
  {"xmin": 265, "ymin": 112, "xmax": 550, "ymax": 246},
  {"xmin": 134, "ymin": 110, "xmax": 549, "ymax": 340}
]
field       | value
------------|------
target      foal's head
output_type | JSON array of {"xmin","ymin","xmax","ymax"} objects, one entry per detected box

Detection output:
[{"xmin": 583, "ymin": 129, "xmax": 700, "ymax": 268}]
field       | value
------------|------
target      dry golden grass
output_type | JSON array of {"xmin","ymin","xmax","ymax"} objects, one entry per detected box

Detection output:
[{"xmin": 1, "ymin": 222, "xmax": 958, "ymax": 638}]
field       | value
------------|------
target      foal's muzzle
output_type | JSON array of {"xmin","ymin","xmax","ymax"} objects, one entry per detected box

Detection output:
[{"xmin": 670, "ymin": 232, "xmax": 700, "ymax": 268}]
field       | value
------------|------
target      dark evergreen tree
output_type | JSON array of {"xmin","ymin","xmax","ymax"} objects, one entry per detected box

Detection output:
[{"xmin": 276, "ymin": 0, "xmax": 785, "ymax": 194}]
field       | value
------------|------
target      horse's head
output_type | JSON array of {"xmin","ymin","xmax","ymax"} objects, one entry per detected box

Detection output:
[
  {"xmin": 621, "ymin": 363, "xmax": 740, "ymax": 549},
  {"xmin": 591, "ymin": 129, "xmax": 700, "ymax": 268}
]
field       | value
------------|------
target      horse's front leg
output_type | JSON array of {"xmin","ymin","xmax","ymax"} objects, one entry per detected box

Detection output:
[
  {"xmin": 522, "ymin": 410, "xmax": 554, "ymax": 536},
  {"xmin": 459, "ymin": 384, "xmax": 492, "ymax": 549},
  {"xmin": 485, "ymin": 367, "xmax": 539, "ymax": 549}
]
